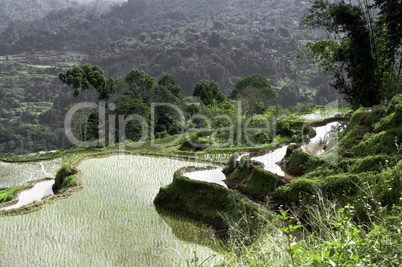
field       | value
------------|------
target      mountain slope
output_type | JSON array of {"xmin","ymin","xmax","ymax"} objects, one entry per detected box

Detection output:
[{"xmin": 0, "ymin": 0, "xmax": 336, "ymax": 101}]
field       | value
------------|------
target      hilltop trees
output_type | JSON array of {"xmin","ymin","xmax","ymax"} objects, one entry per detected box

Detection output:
[
  {"xmin": 58, "ymin": 66, "xmax": 187, "ymax": 143},
  {"xmin": 230, "ymin": 74, "xmax": 276, "ymax": 114},
  {"xmin": 58, "ymin": 63, "xmax": 116, "ymax": 100},
  {"xmin": 303, "ymin": 0, "xmax": 402, "ymax": 109},
  {"xmin": 193, "ymin": 80, "xmax": 225, "ymax": 107},
  {"xmin": 158, "ymin": 73, "xmax": 182, "ymax": 98},
  {"xmin": 125, "ymin": 69, "xmax": 156, "ymax": 103}
]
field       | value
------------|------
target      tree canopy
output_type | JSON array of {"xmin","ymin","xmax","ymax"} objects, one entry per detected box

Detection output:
[
  {"xmin": 303, "ymin": 0, "xmax": 402, "ymax": 109},
  {"xmin": 58, "ymin": 63, "xmax": 116, "ymax": 100},
  {"xmin": 230, "ymin": 74, "xmax": 276, "ymax": 100},
  {"xmin": 230, "ymin": 74, "xmax": 276, "ymax": 114},
  {"xmin": 193, "ymin": 80, "xmax": 225, "ymax": 107},
  {"xmin": 125, "ymin": 68, "xmax": 156, "ymax": 102},
  {"xmin": 158, "ymin": 73, "xmax": 182, "ymax": 98}
]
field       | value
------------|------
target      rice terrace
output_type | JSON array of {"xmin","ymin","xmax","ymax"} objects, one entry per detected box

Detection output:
[
  {"xmin": 1, "ymin": 0, "xmax": 402, "ymax": 265},
  {"xmin": 1, "ymin": 154, "xmax": 223, "ymax": 266}
]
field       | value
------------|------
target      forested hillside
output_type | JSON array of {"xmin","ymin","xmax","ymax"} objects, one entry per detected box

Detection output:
[
  {"xmin": 0, "ymin": 0, "xmax": 115, "ymax": 33},
  {"xmin": 0, "ymin": 0, "xmax": 338, "ymax": 103}
]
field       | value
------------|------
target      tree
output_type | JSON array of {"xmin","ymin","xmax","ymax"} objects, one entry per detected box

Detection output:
[
  {"xmin": 185, "ymin": 103, "xmax": 200, "ymax": 117},
  {"xmin": 230, "ymin": 74, "xmax": 276, "ymax": 113},
  {"xmin": 158, "ymin": 73, "xmax": 182, "ymax": 98},
  {"xmin": 239, "ymin": 86, "xmax": 271, "ymax": 115},
  {"xmin": 62, "ymin": 103, "xmax": 93, "ymax": 143},
  {"xmin": 125, "ymin": 69, "xmax": 156, "ymax": 102},
  {"xmin": 58, "ymin": 63, "xmax": 115, "ymax": 100},
  {"xmin": 153, "ymin": 85, "xmax": 185, "ymax": 135},
  {"xmin": 375, "ymin": 0, "xmax": 402, "ymax": 57},
  {"xmin": 113, "ymin": 94, "xmax": 151, "ymax": 142},
  {"xmin": 303, "ymin": 0, "xmax": 402, "ymax": 109},
  {"xmin": 193, "ymin": 80, "xmax": 225, "ymax": 107}
]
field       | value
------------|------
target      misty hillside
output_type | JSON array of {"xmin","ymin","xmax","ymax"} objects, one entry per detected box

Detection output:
[
  {"xmin": 0, "ymin": 0, "xmax": 124, "ymax": 33},
  {"xmin": 0, "ymin": 0, "xmax": 336, "ymax": 103},
  {"xmin": 0, "ymin": 0, "xmax": 83, "ymax": 32}
]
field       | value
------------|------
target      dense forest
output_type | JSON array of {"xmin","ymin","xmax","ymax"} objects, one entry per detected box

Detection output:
[
  {"xmin": 0, "ymin": 0, "xmax": 337, "ymax": 96},
  {"xmin": 0, "ymin": 0, "xmax": 120, "ymax": 32}
]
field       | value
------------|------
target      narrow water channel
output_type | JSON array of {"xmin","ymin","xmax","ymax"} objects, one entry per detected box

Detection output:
[
  {"xmin": 183, "ymin": 168, "xmax": 228, "ymax": 188},
  {"xmin": 301, "ymin": 121, "xmax": 345, "ymax": 156},
  {"xmin": 250, "ymin": 145, "xmax": 289, "ymax": 176},
  {"xmin": 1, "ymin": 180, "xmax": 54, "ymax": 210}
]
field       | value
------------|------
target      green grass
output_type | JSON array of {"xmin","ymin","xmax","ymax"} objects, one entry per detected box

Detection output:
[
  {"xmin": 242, "ymin": 168, "xmax": 278, "ymax": 197},
  {"xmin": 154, "ymin": 168, "xmax": 272, "ymax": 241},
  {"xmin": 0, "ymin": 186, "xmax": 24, "ymax": 203}
]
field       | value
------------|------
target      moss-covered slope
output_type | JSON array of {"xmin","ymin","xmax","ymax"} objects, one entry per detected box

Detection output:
[
  {"xmin": 153, "ymin": 167, "xmax": 272, "ymax": 239},
  {"xmin": 270, "ymin": 95, "xmax": 402, "ymax": 220},
  {"xmin": 220, "ymin": 95, "xmax": 402, "ymax": 223}
]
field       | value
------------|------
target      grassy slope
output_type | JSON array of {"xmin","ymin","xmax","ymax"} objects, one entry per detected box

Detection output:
[
  {"xmin": 153, "ymin": 169, "xmax": 272, "ymax": 241},
  {"xmin": 221, "ymin": 95, "xmax": 402, "ymax": 222},
  {"xmin": 0, "ymin": 186, "xmax": 24, "ymax": 203},
  {"xmin": 272, "ymin": 95, "xmax": 402, "ymax": 220}
]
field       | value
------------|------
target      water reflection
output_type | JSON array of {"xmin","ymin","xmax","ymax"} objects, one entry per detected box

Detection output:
[{"xmin": 302, "ymin": 121, "xmax": 346, "ymax": 156}]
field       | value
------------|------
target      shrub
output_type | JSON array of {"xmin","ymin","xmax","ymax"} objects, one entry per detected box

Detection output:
[
  {"xmin": 243, "ymin": 168, "xmax": 278, "ymax": 197},
  {"xmin": 35, "ymin": 146, "xmax": 47, "ymax": 152},
  {"xmin": 252, "ymin": 131, "xmax": 270, "ymax": 144},
  {"xmin": 277, "ymin": 119, "xmax": 294, "ymax": 136},
  {"xmin": 52, "ymin": 163, "xmax": 76, "ymax": 193},
  {"xmin": 271, "ymin": 178, "xmax": 319, "ymax": 205}
]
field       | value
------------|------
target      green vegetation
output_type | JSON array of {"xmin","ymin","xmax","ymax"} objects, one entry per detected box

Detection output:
[
  {"xmin": 242, "ymin": 168, "xmax": 278, "ymax": 197},
  {"xmin": 0, "ymin": 0, "xmax": 341, "ymax": 107},
  {"xmin": 216, "ymin": 95, "xmax": 402, "ymax": 265},
  {"xmin": 303, "ymin": 0, "xmax": 402, "ymax": 108},
  {"xmin": 0, "ymin": 185, "xmax": 24, "ymax": 203},
  {"xmin": 1, "ymin": 0, "xmax": 402, "ymax": 265},
  {"xmin": 229, "ymin": 74, "xmax": 277, "ymax": 114},
  {"xmin": 52, "ymin": 161, "xmax": 76, "ymax": 194},
  {"xmin": 58, "ymin": 63, "xmax": 116, "ymax": 100},
  {"xmin": 0, "ymin": 51, "xmax": 85, "ymax": 155},
  {"xmin": 1, "ymin": 95, "xmax": 401, "ymax": 265},
  {"xmin": 193, "ymin": 80, "xmax": 225, "ymax": 107},
  {"xmin": 0, "ymin": 0, "xmax": 92, "ymax": 32},
  {"xmin": 223, "ymin": 200, "xmax": 402, "ymax": 266},
  {"xmin": 154, "ymin": 168, "xmax": 272, "ymax": 241}
]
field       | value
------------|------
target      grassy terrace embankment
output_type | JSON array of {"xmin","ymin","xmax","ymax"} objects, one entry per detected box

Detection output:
[
  {"xmin": 0, "ymin": 121, "xmax": 308, "ymax": 209},
  {"xmin": 154, "ymin": 166, "xmax": 273, "ymax": 240},
  {"xmin": 224, "ymin": 95, "xmax": 402, "ymax": 225}
]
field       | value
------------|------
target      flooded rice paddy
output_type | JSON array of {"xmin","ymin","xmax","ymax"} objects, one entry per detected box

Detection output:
[
  {"xmin": 0, "ymin": 155, "xmax": 220, "ymax": 266},
  {"xmin": 0, "ymin": 158, "xmax": 63, "ymax": 188}
]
